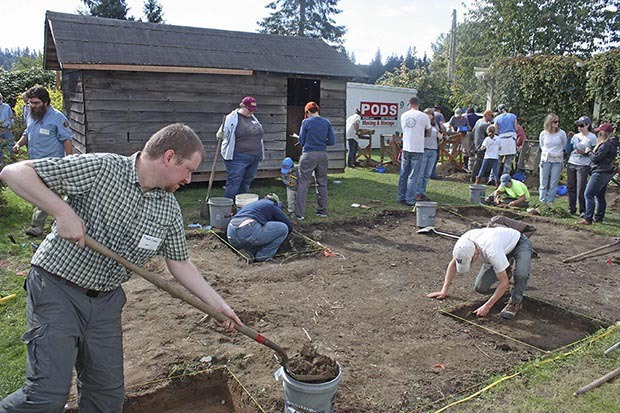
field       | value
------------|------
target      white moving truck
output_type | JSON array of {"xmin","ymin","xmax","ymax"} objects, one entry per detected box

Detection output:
[{"xmin": 346, "ymin": 82, "xmax": 418, "ymax": 148}]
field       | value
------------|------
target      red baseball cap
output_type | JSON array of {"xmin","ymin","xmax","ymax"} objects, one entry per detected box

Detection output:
[
  {"xmin": 241, "ymin": 96, "xmax": 257, "ymax": 112},
  {"xmin": 594, "ymin": 123, "xmax": 614, "ymax": 134}
]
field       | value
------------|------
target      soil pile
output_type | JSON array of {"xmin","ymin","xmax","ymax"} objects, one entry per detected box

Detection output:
[{"xmin": 288, "ymin": 344, "xmax": 339, "ymax": 381}]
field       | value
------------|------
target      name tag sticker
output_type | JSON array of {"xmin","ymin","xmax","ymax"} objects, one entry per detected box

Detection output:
[
  {"xmin": 138, "ymin": 234, "xmax": 162, "ymax": 251},
  {"xmin": 40, "ymin": 128, "xmax": 50, "ymax": 135}
]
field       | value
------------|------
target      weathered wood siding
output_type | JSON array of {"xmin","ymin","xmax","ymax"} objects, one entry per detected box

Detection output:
[
  {"xmin": 320, "ymin": 78, "xmax": 346, "ymax": 171},
  {"xmin": 64, "ymin": 70, "xmax": 346, "ymax": 181},
  {"xmin": 62, "ymin": 70, "xmax": 86, "ymax": 154}
]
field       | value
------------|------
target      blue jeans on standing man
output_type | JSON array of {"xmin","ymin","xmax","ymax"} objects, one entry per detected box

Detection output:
[
  {"xmin": 347, "ymin": 138, "xmax": 359, "ymax": 167},
  {"xmin": 224, "ymin": 152, "xmax": 260, "ymax": 200},
  {"xmin": 583, "ymin": 171, "xmax": 613, "ymax": 223},
  {"xmin": 227, "ymin": 220, "xmax": 289, "ymax": 261},
  {"xmin": 416, "ymin": 148, "xmax": 438, "ymax": 197},
  {"xmin": 397, "ymin": 151, "xmax": 423, "ymax": 205},
  {"xmin": 538, "ymin": 161, "xmax": 563, "ymax": 203}
]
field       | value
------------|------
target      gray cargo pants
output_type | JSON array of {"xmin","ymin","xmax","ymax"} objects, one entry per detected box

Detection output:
[{"xmin": 0, "ymin": 266, "xmax": 126, "ymax": 413}]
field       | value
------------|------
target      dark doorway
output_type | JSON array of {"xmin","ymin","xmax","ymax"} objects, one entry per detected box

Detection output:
[{"xmin": 286, "ymin": 78, "xmax": 320, "ymax": 160}]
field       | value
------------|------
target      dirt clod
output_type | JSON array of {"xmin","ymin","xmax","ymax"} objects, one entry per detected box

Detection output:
[{"xmin": 288, "ymin": 344, "xmax": 339, "ymax": 380}]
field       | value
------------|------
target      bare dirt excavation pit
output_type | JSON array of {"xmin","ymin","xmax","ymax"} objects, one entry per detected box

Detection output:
[{"xmin": 106, "ymin": 206, "xmax": 618, "ymax": 412}]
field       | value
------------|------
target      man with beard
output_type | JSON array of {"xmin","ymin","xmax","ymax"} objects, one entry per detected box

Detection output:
[
  {"xmin": 13, "ymin": 86, "xmax": 73, "ymax": 237},
  {"xmin": 0, "ymin": 123, "xmax": 242, "ymax": 413}
]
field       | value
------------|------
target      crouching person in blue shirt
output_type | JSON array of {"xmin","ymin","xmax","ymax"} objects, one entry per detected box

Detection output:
[{"xmin": 227, "ymin": 193, "xmax": 293, "ymax": 262}]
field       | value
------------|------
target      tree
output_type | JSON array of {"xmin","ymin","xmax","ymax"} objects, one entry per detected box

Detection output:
[
  {"xmin": 143, "ymin": 0, "xmax": 164, "ymax": 23},
  {"xmin": 468, "ymin": 0, "xmax": 620, "ymax": 58},
  {"xmin": 81, "ymin": 0, "xmax": 131, "ymax": 20},
  {"xmin": 258, "ymin": 0, "xmax": 346, "ymax": 48}
]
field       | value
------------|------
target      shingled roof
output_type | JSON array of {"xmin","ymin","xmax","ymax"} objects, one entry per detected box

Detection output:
[{"xmin": 44, "ymin": 11, "xmax": 366, "ymax": 78}]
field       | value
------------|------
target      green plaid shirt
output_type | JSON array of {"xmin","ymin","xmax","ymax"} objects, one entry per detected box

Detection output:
[{"xmin": 31, "ymin": 152, "xmax": 189, "ymax": 291}]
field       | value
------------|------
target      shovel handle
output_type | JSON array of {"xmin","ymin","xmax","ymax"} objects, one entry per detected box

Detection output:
[{"xmin": 84, "ymin": 236, "xmax": 289, "ymax": 364}]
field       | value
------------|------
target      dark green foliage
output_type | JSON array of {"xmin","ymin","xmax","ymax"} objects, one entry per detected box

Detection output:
[
  {"xmin": 143, "ymin": 0, "xmax": 164, "ymax": 23},
  {"xmin": 468, "ymin": 0, "xmax": 620, "ymax": 58},
  {"xmin": 587, "ymin": 49, "xmax": 620, "ymax": 125},
  {"xmin": 0, "ymin": 68, "xmax": 55, "ymax": 108},
  {"xmin": 81, "ymin": 0, "xmax": 131, "ymax": 19},
  {"xmin": 258, "ymin": 0, "xmax": 346, "ymax": 49},
  {"xmin": 489, "ymin": 55, "xmax": 591, "ymax": 133}
]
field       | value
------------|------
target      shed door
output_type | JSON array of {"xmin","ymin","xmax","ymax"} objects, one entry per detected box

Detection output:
[{"xmin": 286, "ymin": 78, "xmax": 320, "ymax": 160}]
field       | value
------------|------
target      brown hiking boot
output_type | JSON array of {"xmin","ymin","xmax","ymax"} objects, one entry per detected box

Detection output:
[
  {"xmin": 25, "ymin": 226, "xmax": 44, "ymax": 237},
  {"xmin": 500, "ymin": 299, "xmax": 522, "ymax": 320}
]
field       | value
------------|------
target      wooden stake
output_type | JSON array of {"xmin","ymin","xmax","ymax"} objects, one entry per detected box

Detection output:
[{"xmin": 574, "ymin": 367, "xmax": 620, "ymax": 396}]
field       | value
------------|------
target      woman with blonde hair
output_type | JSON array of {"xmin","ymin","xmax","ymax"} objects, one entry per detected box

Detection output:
[
  {"xmin": 538, "ymin": 113, "xmax": 567, "ymax": 204},
  {"xmin": 580, "ymin": 123, "xmax": 618, "ymax": 225}
]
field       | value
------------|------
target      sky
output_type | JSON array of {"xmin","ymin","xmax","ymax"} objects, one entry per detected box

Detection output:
[{"xmin": 0, "ymin": 0, "xmax": 467, "ymax": 65}]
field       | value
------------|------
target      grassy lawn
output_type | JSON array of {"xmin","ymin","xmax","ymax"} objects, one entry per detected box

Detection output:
[{"xmin": 1, "ymin": 164, "xmax": 618, "ymax": 410}]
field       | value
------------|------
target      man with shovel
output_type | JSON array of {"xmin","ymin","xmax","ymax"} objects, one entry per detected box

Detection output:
[
  {"xmin": 0, "ymin": 123, "xmax": 242, "ymax": 413},
  {"xmin": 427, "ymin": 227, "xmax": 532, "ymax": 319}
]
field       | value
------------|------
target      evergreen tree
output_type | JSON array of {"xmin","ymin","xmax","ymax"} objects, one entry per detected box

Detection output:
[
  {"xmin": 367, "ymin": 48, "xmax": 384, "ymax": 83},
  {"xmin": 81, "ymin": 0, "xmax": 131, "ymax": 20},
  {"xmin": 143, "ymin": 0, "xmax": 164, "ymax": 23},
  {"xmin": 258, "ymin": 0, "xmax": 346, "ymax": 48}
]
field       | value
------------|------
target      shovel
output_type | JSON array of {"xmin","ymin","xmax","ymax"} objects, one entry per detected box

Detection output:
[
  {"xmin": 416, "ymin": 226, "xmax": 461, "ymax": 240},
  {"xmin": 84, "ymin": 236, "xmax": 332, "ymax": 383},
  {"xmin": 200, "ymin": 116, "xmax": 226, "ymax": 220}
]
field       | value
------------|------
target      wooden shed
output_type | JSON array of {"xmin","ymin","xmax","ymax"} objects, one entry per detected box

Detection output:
[{"xmin": 43, "ymin": 11, "xmax": 367, "ymax": 181}]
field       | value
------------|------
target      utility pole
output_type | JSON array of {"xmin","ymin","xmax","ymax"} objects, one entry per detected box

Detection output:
[{"xmin": 448, "ymin": 9, "xmax": 457, "ymax": 83}]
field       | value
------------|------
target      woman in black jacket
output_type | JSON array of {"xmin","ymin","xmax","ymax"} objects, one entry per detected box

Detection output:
[{"xmin": 580, "ymin": 123, "xmax": 619, "ymax": 225}]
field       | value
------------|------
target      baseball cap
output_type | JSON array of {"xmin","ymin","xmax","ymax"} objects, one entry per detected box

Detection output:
[
  {"xmin": 304, "ymin": 101, "xmax": 319, "ymax": 113},
  {"xmin": 499, "ymin": 174, "xmax": 512, "ymax": 186},
  {"xmin": 265, "ymin": 193, "xmax": 280, "ymax": 205},
  {"xmin": 497, "ymin": 104, "xmax": 507, "ymax": 112},
  {"xmin": 594, "ymin": 123, "xmax": 614, "ymax": 134},
  {"xmin": 455, "ymin": 108, "xmax": 463, "ymax": 116},
  {"xmin": 574, "ymin": 116, "xmax": 591, "ymax": 125},
  {"xmin": 453, "ymin": 238, "xmax": 476, "ymax": 273},
  {"xmin": 241, "ymin": 96, "xmax": 257, "ymax": 112},
  {"xmin": 281, "ymin": 157, "xmax": 294, "ymax": 173}
]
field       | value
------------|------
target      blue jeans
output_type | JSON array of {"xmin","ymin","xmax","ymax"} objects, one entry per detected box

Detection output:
[
  {"xmin": 227, "ymin": 220, "xmax": 289, "ymax": 261},
  {"xmin": 416, "ymin": 148, "xmax": 438, "ymax": 196},
  {"xmin": 583, "ymin": 171, "xmax": 613, "ymax": 222},
  {"xmin": 538, "ymin": 161, "xmax": 563, "ymax": 203},
  {"xmin": 224, "ymin": 152, "xmax": 260, "ymax": 199},
  {"xmin": 473, "ymin": 234, "xmax": 532, "ymax": 304},
  {"xmin": 347, "ymin": 138, "xmax": 359, "ymax": 166},
  {"xmin": 397, "ymin": 151, "xmax": 423, "ymax": 204},
  {"xmin": 477, "ymin": 158, "xmax": 499, "ymax": 183}
]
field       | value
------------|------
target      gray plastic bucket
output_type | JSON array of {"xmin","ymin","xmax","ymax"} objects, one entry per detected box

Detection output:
[
  {"xmin": 469, "ymin": 184, "xmax": 486, "ymax": 204},
  {"xmin": 276, "ymin": 364, "xmax": 342, "ymax": 413},
  {"xmin": 415, "ymin": 201, "xmax": 437, "ymax": 228},
  {"xmin": 208, "ymin": 197, "xmax": 233, "ymax": 228}
]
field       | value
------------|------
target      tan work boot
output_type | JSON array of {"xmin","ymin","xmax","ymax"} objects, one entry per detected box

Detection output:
[{"xmin": 500, "ymin": 299, "xmax": 522, "ymax": 320}]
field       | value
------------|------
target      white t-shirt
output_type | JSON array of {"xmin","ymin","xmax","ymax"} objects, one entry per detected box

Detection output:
[
  {"xmin": 346, "ymin": 113, "xmax": 361, "ymax": 141},
  {"xmin": 463, "ymin": 227, "xmax": 521, "ymax": 273},
  {"xmin": 482, "ymin": 136, "xmax": 500, "ymax": 159},
  {"xmin": 568, "ymin": 132, "xmax": 597, "ymax": 166},
  {"xmin": 539, "ymin": 129, "xmax": 567, "ymax": 162},
  {"xmin": 401, "ymin": 108, "xmax": 431, "ymax": 153}
]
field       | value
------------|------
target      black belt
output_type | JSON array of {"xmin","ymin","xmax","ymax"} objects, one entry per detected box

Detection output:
[{"xmin": 40, "ymin": 268, "xmax": 112, "ymax": 298}]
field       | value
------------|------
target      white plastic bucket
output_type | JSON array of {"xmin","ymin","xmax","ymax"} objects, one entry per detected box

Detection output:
[
  {"xmin": 415, "ymin": 201, "xmax": 437, "ymax": 228},
  {"xmin": 235, "ymin": 193, "xmax": 259, "ymax": 209},
  {"xmin": 208, "ymin": 197, "xmax": 233, "ymax": 228},
  {"xmin": 469, "ymin": 184, "xmax": 486, "ymax": 204},
  {"xmin": 275, "ymin": 364, "xmax": 342, "ymax": 413}
]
